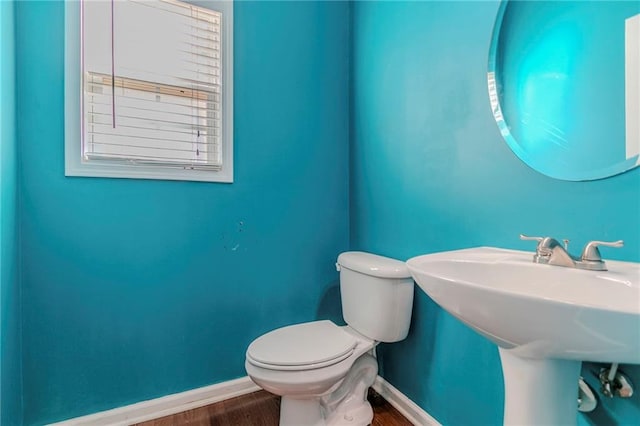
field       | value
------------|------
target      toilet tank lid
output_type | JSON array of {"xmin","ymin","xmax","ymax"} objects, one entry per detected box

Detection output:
[{"xmin": 337, "ymin": 251, "xmax": 411, "ymax": 279}]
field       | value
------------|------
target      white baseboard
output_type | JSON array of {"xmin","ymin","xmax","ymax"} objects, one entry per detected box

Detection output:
[
  {"xmin": 49, "ymin": 377, "xmax": 260, "ymax": 426},
  {"xmin": 50, "ymin": 375, "xmax": 439, "ymax": 426},
  {"xmin": 372, "ymin": 376, "xmax": 441, "ymax": 426}
]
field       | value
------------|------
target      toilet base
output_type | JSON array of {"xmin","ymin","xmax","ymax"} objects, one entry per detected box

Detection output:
[
  {"xmin": 280, "ymin": 397, "xmax": 325, "ymax": 426},
  {"xmin": 325, "ymin": 399, "xmax": 373, "ymax": 426},
  {"xmin": 279, "ymin": 396, "xmax": 373, "ymax": 426},
  {"xmin": 278, "ymin": 354, "xmax": 377, "ymax": 426}
]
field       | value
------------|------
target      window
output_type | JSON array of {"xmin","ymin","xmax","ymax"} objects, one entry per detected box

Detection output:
[{"xmin": 65, "ymin": 0, "xmax": 233, "ymax": 183}]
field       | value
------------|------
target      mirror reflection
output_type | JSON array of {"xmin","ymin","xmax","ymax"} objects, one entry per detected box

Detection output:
[{"xmin": 489, "ymin": 1, "xmax": 640, "ymax": 181}]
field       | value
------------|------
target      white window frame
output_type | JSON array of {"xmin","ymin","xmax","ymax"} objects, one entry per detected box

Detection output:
[{"xmin": 64, "ymin": 0, "xmax": 234, "ymax": 183}]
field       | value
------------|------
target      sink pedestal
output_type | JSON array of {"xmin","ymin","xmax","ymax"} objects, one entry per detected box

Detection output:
[{"xmin": 499, "ymin": 348, "xmax": 581, "ymax": 425}]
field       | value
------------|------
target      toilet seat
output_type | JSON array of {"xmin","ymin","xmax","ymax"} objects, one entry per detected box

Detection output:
[{"xmin": 246, "ymin": 320, "xmax": 357, "ymax": 371}]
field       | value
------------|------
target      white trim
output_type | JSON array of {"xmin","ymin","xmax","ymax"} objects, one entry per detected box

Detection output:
[
  {"xmin": 372, "ymin": 376, "xmax": 442, "ymax": 426},
  {"xmin": 49, "ymin": 375, "xmax": 439, "ymax": 426},
  {"xmin": 49, "ymin": 377, "xmax": 260, "ymax": 426}
]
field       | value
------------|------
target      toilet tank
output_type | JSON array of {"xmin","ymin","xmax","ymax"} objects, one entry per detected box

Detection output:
[{"xmin": 336, "ymin": 252, "xmax": 414, "ymax": 343}]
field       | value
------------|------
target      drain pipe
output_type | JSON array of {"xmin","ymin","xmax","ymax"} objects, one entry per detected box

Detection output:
[
  {"xmin": 608, "ymin": 363, "xmax": 619, "ymax": 382},
  {"xmin": 599, "ymin": 363, "xmax": 634, "ymax": 398}
]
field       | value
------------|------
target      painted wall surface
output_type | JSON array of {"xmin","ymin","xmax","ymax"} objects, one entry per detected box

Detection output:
[
  {"xmin": 0, "ymin": 0, "xmax": 23, "ymax": 424},
  {"xmin": 16, "ymin": 1, "xmax": 350, "ymax": 424},
  {"xmin": 351, "ymin": 1, "xmax": 640, "ymax": 425}
]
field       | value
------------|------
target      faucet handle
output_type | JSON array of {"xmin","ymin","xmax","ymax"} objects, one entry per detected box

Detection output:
[
  {"xmin": 520, "ymin": 234, "xmax": 544, "ymax": 242},
  {"xmin": 581, "ymin": 240, "xmax": 624, "ymax": 262}
]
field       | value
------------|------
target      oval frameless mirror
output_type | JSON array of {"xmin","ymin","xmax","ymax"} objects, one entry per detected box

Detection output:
[{"xmin": 488, "ymin": 1, "xmax": 640, "ymax": 181}]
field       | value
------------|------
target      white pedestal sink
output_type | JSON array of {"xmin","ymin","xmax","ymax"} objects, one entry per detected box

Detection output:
[{"xmin": 407, "ymin": 247, "xmax": 640, "ymax": 425}]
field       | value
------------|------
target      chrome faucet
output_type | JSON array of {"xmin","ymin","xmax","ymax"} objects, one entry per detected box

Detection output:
[{"xmin": 520, "ymin": 234, "xmax": 623, "ymax": 271}]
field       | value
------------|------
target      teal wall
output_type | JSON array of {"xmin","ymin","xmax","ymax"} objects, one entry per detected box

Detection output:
[
  {"xmin": 6, "ymin": 0, "xmax": 640, "ymax": 425},
  {"xmin": 351, "ymin": 1, "xmax": 640, "ymax": 425},
  {"xmin": 15, "ymin": 1, "xmax": 350, "ymax": 424},
  {"xmin": 0, "ymin": 0, "xmax": 23, "ymax": 424}
]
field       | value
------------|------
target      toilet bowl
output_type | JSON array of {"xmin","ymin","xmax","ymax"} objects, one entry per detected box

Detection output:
[
  {"xmin": 245, "ymin": 252, "xmax": 414, "ymax": 426},
  {"xmin": 246, "ymin": 322, "xmax": 377, "ymax": 426}
]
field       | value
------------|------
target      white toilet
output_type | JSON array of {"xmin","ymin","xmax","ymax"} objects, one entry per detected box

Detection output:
[{"xmin": 245, "ymin": 251, "xmax": 414, "ymax": 426}]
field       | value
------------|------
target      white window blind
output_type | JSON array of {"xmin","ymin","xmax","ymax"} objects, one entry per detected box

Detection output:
[{"xmin": 82, "ymin": 0, "xmax": 223, "ymax": 170}]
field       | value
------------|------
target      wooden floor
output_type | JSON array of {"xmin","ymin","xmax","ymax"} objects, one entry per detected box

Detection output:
[{"xmin": 135, "ymin": 388, "xmax": 412, "ymax": 426}]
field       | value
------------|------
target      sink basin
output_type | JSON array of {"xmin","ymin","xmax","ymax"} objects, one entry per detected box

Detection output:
[
  {"xmin": 406, "ymin": 246, "xmax": 640, "ymax": 363},
  {"xmin": 407, "ymin": 247, "xmax": 640, "ymax": 425}
]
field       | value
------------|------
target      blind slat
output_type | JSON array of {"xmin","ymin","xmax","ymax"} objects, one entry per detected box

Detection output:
[
  {"xmin": 87, "ymin": 110, "xmax": 220, "ymax": 130},
  {"xmin": 87, "ymin": 123, "xmax": 218, "ymax": 142},
  {"xmin": 87, "ymin": 139, "xmax": 219, "ymax": 154},
  {"xmin": 129, "ymin": 0, "xmax": 221, "ymax": 23},
  {"xmin": 87, "ymin": 130, "xmax": 217, "ymax": 147},
  {"xmin": 86, "ymin": 72, "xmax": 218, "ymax": 99},
  {"xmin": 120, "ymin": 39, "xmax": 220, "ymax": 55},
  {"xmin": 87, "ymin": 68, "xmax": 220, "ymax": 87},
  {"xmin": 86, "ymin": 91, "xmax": 220, "ymax": 115},
  {"xmin": 85, "ymin": 153, "xmax": 222, "ymax": 171},
  {"xmin": 93, "ymin": 70, "xmax": 221, "ymax": 92},
  {"xmin": 87, "ymin": 93, "xmax": 220, "ymax": 120}
]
